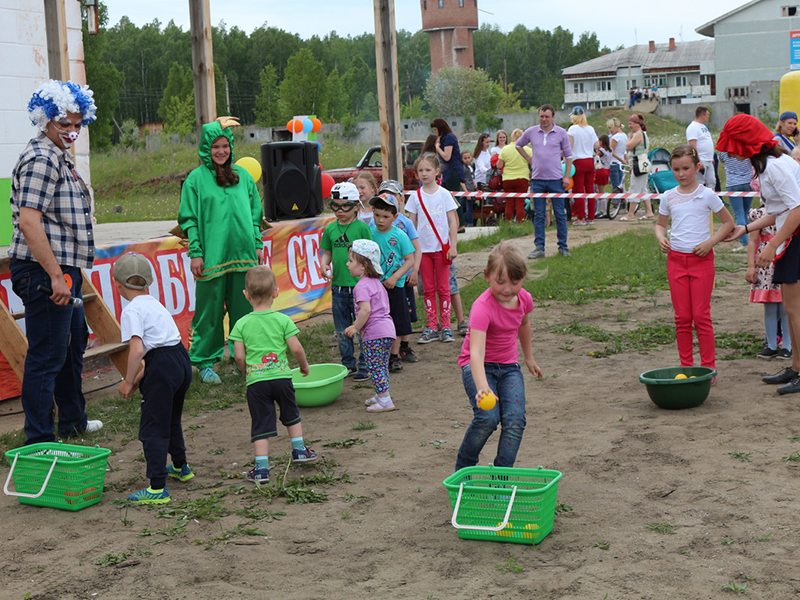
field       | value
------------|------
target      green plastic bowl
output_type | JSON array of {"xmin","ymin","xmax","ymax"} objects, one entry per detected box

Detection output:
[
  {"xmin": 639, "ymin": 366, "xmax": 716, "ymax": 410},
  {"xmin": 291, "ymin": 363, "xmax": 349, "ymax": 407}
]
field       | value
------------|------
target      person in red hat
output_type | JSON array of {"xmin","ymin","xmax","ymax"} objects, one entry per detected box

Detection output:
[{"xmin": 719, "ymin": 114, "xmax": 800, "ymax": 394}]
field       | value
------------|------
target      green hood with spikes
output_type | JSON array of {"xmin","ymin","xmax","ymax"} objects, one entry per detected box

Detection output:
[{"xmin": 197, "ymin": 121, "xmax": 235, "ymax": 170}]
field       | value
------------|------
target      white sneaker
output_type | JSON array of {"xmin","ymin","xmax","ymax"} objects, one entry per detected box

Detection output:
[
  {"xmin": 85, "ymin": 419, "xmax": 103, "ymax": 433},
  {"xmin": 366, "ymin": 396, "xmax": 397, "ymax": 412},
  {"xmin": 364, "ymin": 395, "xmax": 379, "ymax": 406}
]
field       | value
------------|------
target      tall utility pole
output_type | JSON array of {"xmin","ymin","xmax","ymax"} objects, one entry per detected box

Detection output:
[
  {"xmin": 188, "ymin": 0, "xmax": 216, "ymax": 139},
  {"xmin": 373, "ymin": 0, "xmax": 402, "ymax": 183}
]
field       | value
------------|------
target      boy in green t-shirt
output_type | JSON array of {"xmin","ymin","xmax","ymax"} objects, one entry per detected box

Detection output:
[
  {"xmin": 230, "ymin": 266, "xmax": 317, "ymax": 484},
  {"xmin": 321, "ymin": 182, "xmax": 373, "ymax": 381}
]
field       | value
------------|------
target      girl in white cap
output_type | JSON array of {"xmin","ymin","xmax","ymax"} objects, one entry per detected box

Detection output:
[{"xmin": 345, "ymin": 240, "xmax": 397, "ymax": 412}]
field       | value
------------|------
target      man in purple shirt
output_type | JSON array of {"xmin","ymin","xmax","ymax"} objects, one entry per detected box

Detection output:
[{"xmin": 516, "ymin": 104, "xmax": 573, "ymax": 259}]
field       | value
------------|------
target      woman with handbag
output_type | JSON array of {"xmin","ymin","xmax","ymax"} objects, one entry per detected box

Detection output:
[{"xmin": 620, "ymin": 114, "xmax": 656, "ymax": 221}]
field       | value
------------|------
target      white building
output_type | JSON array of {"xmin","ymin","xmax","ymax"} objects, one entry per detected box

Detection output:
[
  {"xmin": 696, "ymin": 0, "xmax": 800, "ymax": 114},
  {"xmin": 562, "ymin": 39, "xmax": 716, "ymax": 111},
  {"xmin": 0, "ymin": 0, "xmax": 90, "ymax": 244}
]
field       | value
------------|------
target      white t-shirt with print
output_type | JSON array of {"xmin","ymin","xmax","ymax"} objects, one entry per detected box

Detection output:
[
  {"xmin": 658, "ymin": 185, "xmax": 724, "ymax": 254},
  {"xmin": 405, "ymin": 186, "xmax": 459, "ymax": 253}
]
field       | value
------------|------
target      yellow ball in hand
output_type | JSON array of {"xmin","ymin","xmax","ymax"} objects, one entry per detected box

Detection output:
[
  {"xmin": 674, "ymin": 374, "xmax": 688, "ymax": 379},
  {"xmin": 477, "ymin": 391, "xmax": 497, "ymax": 410}
]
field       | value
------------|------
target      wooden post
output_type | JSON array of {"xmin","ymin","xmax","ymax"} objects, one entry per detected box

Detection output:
[
  {"xmin": 373, "ymin": 0, "xmax": 403, "ymax": 183},
  {"xmin": 43, "ymin": 0, "xmax": 70, "ymax": 81},
  {"xmin": 188, "ymin": 0, "xmax": 217, "ymax": 139}
]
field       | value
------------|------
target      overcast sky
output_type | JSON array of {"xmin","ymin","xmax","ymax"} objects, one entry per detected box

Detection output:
[{"xmin": 105, "ymin": 0, "xmax": 738, "ymax": 51}]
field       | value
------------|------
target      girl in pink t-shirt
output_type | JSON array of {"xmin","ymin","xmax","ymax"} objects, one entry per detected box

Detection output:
[
  {"xmin": 454, "ymin": 245, "xmax": 543, "ymax": 470},
  {"xmin": 345, "ymin": 240, "xmax": 397, "ymax": 413}
]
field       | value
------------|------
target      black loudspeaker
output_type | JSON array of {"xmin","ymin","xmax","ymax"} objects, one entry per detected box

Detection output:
[{"xmin": 261, "ymin": 142, "xmax": 323, "ymax": 221}]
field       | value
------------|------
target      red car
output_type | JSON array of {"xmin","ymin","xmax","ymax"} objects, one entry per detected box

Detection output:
[{"xmin": 324, "ymin": 142, "xmax": 425, "ymax": 191}]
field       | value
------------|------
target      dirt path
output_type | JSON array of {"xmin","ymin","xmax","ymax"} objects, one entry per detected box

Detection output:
[{"xmin": 5, "ymin": 218, "xmax": 799, "ymax": 600}]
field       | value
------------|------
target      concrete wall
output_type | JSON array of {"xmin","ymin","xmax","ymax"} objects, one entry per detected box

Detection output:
[{"xmin": 653, "ymin": 101, "xmax": 736, "ymax": 130}]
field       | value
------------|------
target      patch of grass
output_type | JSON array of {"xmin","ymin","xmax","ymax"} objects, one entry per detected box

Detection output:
[
  {"xmin": 555, "ymin": 502, "xmax": 573, "ymax": 515},
  {"xmin": 728, "ymin": 450, "xmax": 752, "ymax": 462},
  {"xmin": 495, "ymin": 557, "xmax": 524, "ymax": 574},
  {"xmin": 592, "ymin": 541, "xmax": 610, "ymax": 550},
  {"xmin": 456, "ymin": 220, "xmax": 532, "ymax": 254},
  {"xmin": 716, "ymin": 331, "xmax": 763, "ymax": 360},
  {"xmin": 352, "ymin": 420, "xmax": 376, "ymax": 431},
  {"xmin": 756, "ymin": 532, "xmax": 773, "ymax": 542},
  {"xmin": 233, "ymin": 506, "xmax": 285, "ymax": 523},
  {"xmin": 295, "ymin": 322, "xmax": 337, "ymax": 366},
  {"xmin": 644, "ymin": 521, "xmax": 678, "ymax": 535},
  {"xmin": 782, "ymin": 451, "xmax": 800, "ymax": 462},
  {"xmin": 554, "ymin": 320, "xmax": 675, "ymax": 357},
  {"xmin": 323, "ymin": 437, "xmax": 366, "ymax": 449},
  {"xmin": 721, "ymin": 581, "xmax": 748, "ymax": 594},
  {"xmin": 95, "ymin": 551, "xmax": 131, "ymax": 567},
  {"xmin": 721, "ymin": 537, "xmax": 734, "ymax": 546}
]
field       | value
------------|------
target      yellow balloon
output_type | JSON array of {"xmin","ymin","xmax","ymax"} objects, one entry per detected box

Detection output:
[
  {"xmin": 235, "ymin": 157, "xmax": 262, "ymax": 182},
  {"xmin": 674, "ymin": 374, "xmax": 688, "ymax": 379}
]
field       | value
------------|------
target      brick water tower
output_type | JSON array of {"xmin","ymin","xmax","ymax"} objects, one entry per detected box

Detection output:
[{"xmin": 421, "ymin": 0, "xmax": 479, "ymax": 73}]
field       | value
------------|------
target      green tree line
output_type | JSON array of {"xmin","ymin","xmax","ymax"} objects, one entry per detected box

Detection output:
[{"xmin": 83, "ymin": 4, "xmax": 608, "ymax": 149}]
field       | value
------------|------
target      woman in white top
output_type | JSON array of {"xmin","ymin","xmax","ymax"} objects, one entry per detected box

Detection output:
[
  {"xmin": 606, "ymin": 117, "xmax": 628, "ymax": 192},
  {"xmin": 720, "ymin": 114, "xmax": 800, "ymax": 393},
  {"xmin": 490, "ymin": 130, "xmax": 508, "ymax": 156},
  {"xmin": 472, "ymin": 133, "xmax": 492, "ymax": 190},
  {"xmin": 621, "ymin": 114, "xmax": 655, "ymax": 221},
  {"xmin": 567, "ymin": 106, "xmax": 598, "ymax": 225}
]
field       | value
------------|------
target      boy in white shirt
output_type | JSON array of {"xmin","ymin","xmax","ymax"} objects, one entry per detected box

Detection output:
[{"xmin": 114, "ymin": 253, "xmax": 194, "ymax": 505}]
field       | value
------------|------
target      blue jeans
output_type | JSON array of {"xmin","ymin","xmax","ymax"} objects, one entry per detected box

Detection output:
[
  {"xmin": 10, "ymin": 260, "xmax": 89, "ymax": 445},
  {"xmin": 331, "ymin": 285, "xmax": 365, "ymax": 372},
  {"xmin": 455, "ymin": 363, "xmax": 527, "ymax": 470},
  {"xmin": 610, "ymin": 164, "xmax": 624, "ymax": 191},
  {"xmin": 726, "ymin": 183, "xmax": 753, "ymax": 246},
  {"xmin": 531, "ymin": 179, "xmax": 568, "ymax": 251}
]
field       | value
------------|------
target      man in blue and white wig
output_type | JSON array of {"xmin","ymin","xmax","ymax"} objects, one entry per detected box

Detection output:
[{"xmin": 9, "ymin": 80, "xmax": 103, "ymax": 444}]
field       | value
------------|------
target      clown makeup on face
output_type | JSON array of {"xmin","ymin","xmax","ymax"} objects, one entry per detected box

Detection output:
[{"xmin": 46, "ymin": 112, "xmax": 82, "ymax": 151}]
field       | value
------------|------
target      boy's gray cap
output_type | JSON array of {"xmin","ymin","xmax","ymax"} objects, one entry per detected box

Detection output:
[
  {"xmin": 113, "ymin": 253, "xmax": 153, "ymax": 289},
  {"xmin": 378, "ymin": 179, "xmax": 403, "ymax": 195}
]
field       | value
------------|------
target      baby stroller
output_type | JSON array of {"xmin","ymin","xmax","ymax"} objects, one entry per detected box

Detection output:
[{"xmin": 647, "ymin": 148, "xmax": 677, "ymax": 211}]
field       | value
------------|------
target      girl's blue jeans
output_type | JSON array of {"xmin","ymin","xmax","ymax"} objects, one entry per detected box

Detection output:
[{"xmin": 455, "ymin": 362, "xmax": 527, "ymax": 471}]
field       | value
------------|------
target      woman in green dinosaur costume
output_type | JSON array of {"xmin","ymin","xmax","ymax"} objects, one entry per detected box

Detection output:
[{"xmin": 179, "ymin": 117, "xmax": 263, "ymax": 383}]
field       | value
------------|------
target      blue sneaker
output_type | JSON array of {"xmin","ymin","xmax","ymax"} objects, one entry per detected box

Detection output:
[
  {"xmin": 418, "ymin": 328, "xmax": 438, "ymax": 344},
  {"xmin": 128, "ymin": 486, "xmax": 171, "ymax": 505},
  {"xmin": 440, "ymin": 328, "xmax": 455, "ymax": 343},
  {"xmin": 353, "ymin": 370, "xmax": 371, "ymax": 382},
  {"xmin": 199, "ymin": 367, "xmax": 221, "ymax": 384},
  {"xmin": 247, "ymin": 467, "xmax": 270, "ymax": 484},
  {"xmin": 292, "ymin": 447, "xmax": 318, "ymax": 464},
  {"xmin": 167, "ymin": 464, "xmax": 194, "ymax": 482}
]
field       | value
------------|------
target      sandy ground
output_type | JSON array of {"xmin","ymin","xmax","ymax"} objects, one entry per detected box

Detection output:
[{"xmin": 3, "ymin": 217, "xmax": 800, "ymax": 600}]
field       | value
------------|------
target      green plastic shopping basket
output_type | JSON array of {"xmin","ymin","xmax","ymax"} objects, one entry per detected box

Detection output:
[
  {"xmin": 442, "ymin": 465, "xmax": 563, "ymax": 545},
  {"xmin": 4, "ymin": 442, "xmax": 111, "ymax": 511}
]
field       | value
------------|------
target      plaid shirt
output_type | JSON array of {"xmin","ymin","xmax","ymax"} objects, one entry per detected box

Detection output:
[{"xmin": 9, "ymin": 133, "xmax": 94, "ymax": 269}]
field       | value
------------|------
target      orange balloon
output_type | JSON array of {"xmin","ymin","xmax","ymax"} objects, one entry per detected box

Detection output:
[
  {"xmin": 287, "ymin": 119, "xmax": 303, "ymax": 134},
  {"xmin": 565, "ymin": 177, "xmax": 574, "ymax": 191},
  {"xmin": 311, "ymin": 118, "xmax": 322, "ymax": 132}
]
